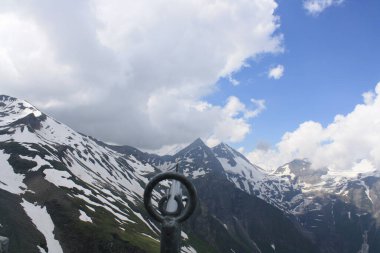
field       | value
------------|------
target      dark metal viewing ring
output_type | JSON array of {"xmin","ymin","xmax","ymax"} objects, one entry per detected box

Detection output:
[{"xmin": 144, "ymin": 172, "xmax": 197, "ymax": 223}]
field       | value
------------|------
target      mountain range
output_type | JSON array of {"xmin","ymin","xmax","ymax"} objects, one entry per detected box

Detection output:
[{"xmin": 0, "ymin": 94, "xmax": 379, "ymax": 253}]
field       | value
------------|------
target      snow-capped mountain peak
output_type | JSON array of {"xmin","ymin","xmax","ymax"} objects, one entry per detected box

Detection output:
[
  {"xmin": 0, "ymin": 95, "xmax": 44, "ymax": 125},
  {"xmin": 212, "ymin": 142, "xmax": 265, "ymax": 181},
  {"xmin": 274, "ymin": 159, "xmax": 328, "ymax": 185}
]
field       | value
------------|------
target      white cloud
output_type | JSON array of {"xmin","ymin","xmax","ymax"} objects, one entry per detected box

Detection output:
[
  {"xmin": 206, "ymin": 96, "xmax": 265, "ymax": 147},
  {"xmin": 363, "ymin": 91, "xmax": 375, "ymax": 105},
  {"xmin": 0, "ymin": 0, "xmax": 281, "ymax": 149},
  {"xmin": 268, "ymin": 64, "xmax": 284, "ymax": 80},
  {"xmin": 228, "ymin": 75, "xmax": 240, "ymax": 86},
  {"xmin": 303, "ymin": 0, "xmax": 344, "ymax": 16},
  {"xmin": 249, "ymin": 99, "xmax": 266, "ymax": 118},
  {"xmin": 247, "ymin": 82, "xmax": 380, "ymax": 176}
]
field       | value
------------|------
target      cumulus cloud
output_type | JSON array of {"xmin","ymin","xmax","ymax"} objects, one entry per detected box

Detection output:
[
  {"xmin": 247, "ymin": 82, "xmax": 380, "ymax": 176},
  {"xmin": 303, "ymin": 0, "xmax": 344, "ymax": 16},
  {"xmin": 0, "ymin": 0, "xmax": 281, "ymax": 149},
  {"xmin": 206, "ymin": 97, "xmax": 266, "ymax": 147},
  {"xmin": 268, "ymin": 64, "xmax": 284, "ymax": 80}
]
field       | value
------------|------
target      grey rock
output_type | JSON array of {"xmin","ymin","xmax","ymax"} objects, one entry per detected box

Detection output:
[{"xmin": 0, "ymin": 236, "xmax": 9, "ymax": 253}]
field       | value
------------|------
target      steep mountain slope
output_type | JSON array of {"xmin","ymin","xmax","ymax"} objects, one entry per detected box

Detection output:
[
  {"xmin": 0, "ymin": 95, "xmax": 162, "ymax": 252},
  {"xmin": 186, "ymin": 173, "xmax": 318, "ymax": 253},
  {"xmin": 112, "ymin": 139, "xmax": 319, "ymax": 252},
  {"xmin": 211, "ymin": 143, "xmax": 303, "ymax": 212},
  {"xmin": 1, "ymin": 94, "xmax": 379, "ymax": 253},
  {"xmin": 274, "ymin": 159, "xmax": 380, "ymax": 253},
  {"xmin": 0, "ymin": 95, "xmax": 319, "ymax": 253}
]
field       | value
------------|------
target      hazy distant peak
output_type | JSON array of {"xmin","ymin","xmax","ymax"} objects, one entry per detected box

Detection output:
[
  {"xmin": 174, "ymin": 137, "xmax": 208, "ymax": 155},
  {"xmin": 190, "ymin": 137, "xmax": 206, "ymax": 147}
]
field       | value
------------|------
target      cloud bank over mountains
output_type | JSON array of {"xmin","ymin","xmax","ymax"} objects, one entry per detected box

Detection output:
[
  {"xmin": 248, "ymin": 82, "xmax": 380, "ymax": 175},
  {"xmin": 0, "ymin": 0, "xmax": 281, "ymax": 149}
]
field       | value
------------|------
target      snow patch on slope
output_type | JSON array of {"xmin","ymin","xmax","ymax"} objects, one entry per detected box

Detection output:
[
  {"xmin": 43, "ymin": 169, "xmax": 92, "ymax": 195},
  {"xmin": 0, "ymin": 150, "xmax": 26, "ymax": 194},
  {"xmin": 79, "ymin": 210, "xmax": 92, "ymax": 223},
  {"xmin": 181, "ymin": 245, "xmax": 197, "ymax": 253},
  {"xmin": 37, "ymin": 245, "xmax": 47, "ymax": 253},
  {"xmin": 21, "ymin": 200, "xmax": 63, "ymax": 253}
]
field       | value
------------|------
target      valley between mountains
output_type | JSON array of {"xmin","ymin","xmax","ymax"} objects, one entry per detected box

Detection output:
[{"xmin": 0, "ymin": 94, "xmax": 379, "ymax": 253}]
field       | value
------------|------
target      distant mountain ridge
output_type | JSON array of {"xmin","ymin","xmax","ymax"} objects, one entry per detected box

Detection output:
[{"xmin": 0, "ymin": 94, "xmax": 380, "ymax": 253}]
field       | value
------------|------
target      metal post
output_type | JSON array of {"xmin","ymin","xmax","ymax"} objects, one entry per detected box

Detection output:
[
  {"xmin": 160, "ymin": 217, "xmax": 181, "ymax": 253},
  {"xmin": 144, "ymin": 168, "xmax": 197, "ymax": 253},
  {"xmin": 0, "ymin": 236, "xmax": 9, "ymax": 253}
]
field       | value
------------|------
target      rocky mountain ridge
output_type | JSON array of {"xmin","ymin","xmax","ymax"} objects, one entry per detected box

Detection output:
[{"xmin": 0, "ymin": 94, "xmax": 379, "ymax": 253}]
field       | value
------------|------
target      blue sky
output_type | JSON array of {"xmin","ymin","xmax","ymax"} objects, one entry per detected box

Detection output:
[{"xmin": 209, "ymin": 0, "xmax": 380, "ymax": 152}]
